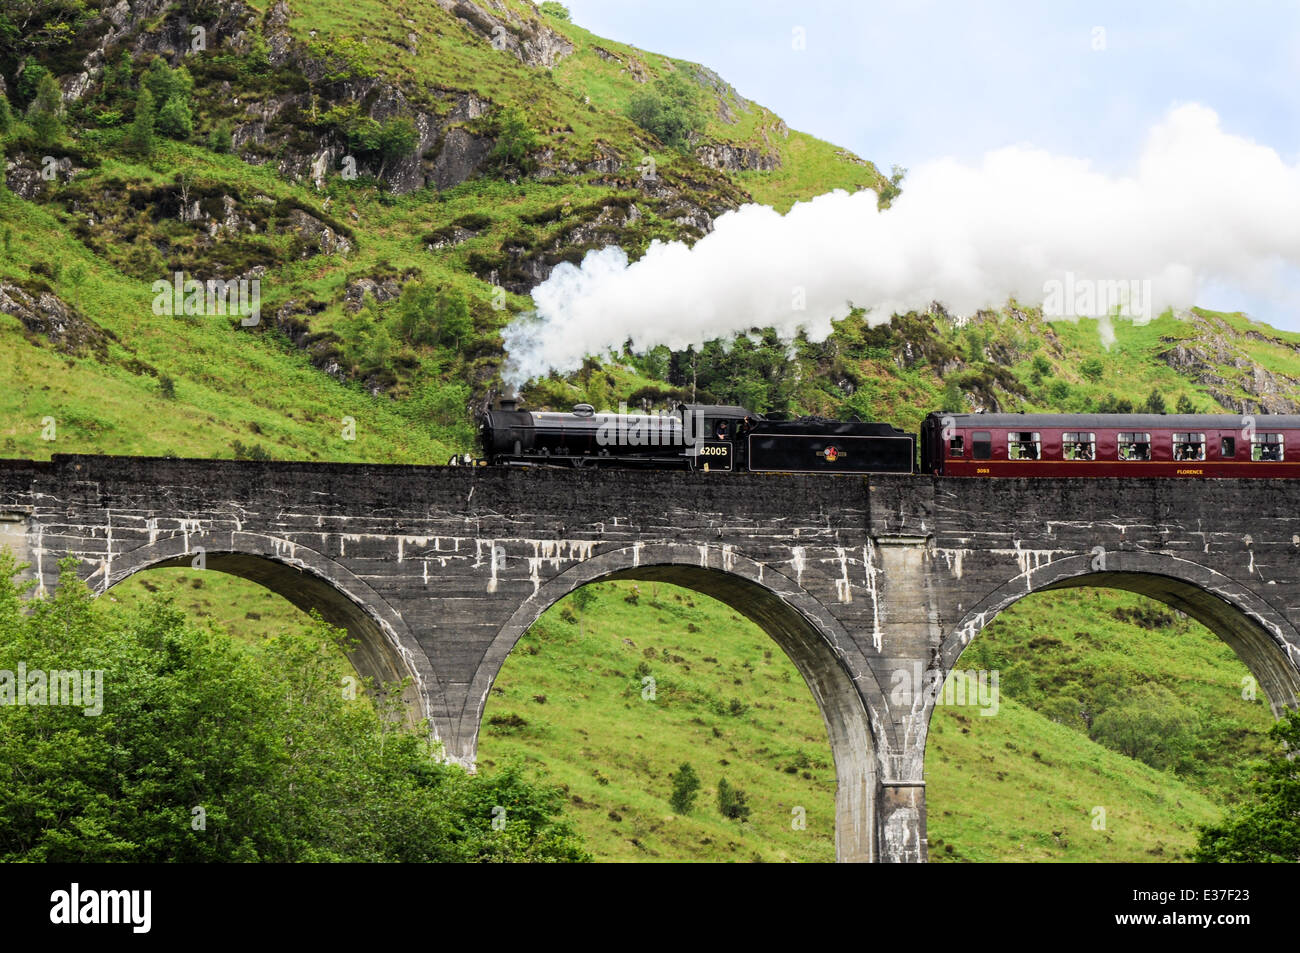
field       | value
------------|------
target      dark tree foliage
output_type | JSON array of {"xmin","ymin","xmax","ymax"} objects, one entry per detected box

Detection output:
[
  {"xmin": 1194, "ymin": 707, "xmax": 1300, "ymax": 862},
  {"xmin": 0, "ymin": 553, "xmax": 589, "ymax": 862},
  {"xmin": 626, "ymin": 70, "xmax": 707, "ymax": 151},
  {"xmin": 716, "ymin": 777, "xmax": 751, "ymax": 821},
  {"xmin": 668, "ymin": 762, "xmax": 700, "ymax": 814},
  {"xmin": 25, "ymin": 70, "xmax": 63, "ymax": 146}
]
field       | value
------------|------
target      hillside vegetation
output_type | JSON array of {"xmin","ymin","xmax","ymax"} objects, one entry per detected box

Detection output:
[{"xmin": 0, "ymin": 0, "xmax": 1291, "ymax": 863}]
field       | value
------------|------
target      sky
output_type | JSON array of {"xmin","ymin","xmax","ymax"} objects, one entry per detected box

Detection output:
[{"xmin": 558, "ymin": 0, "xmax": 1300, "ymax": 329}]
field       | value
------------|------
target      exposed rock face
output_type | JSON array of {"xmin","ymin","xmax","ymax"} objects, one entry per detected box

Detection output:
[
  {"xmin": 1158, "ymin": 318, "xmax": 1300, "ymax": 413},
  {"xmin": 343, "ymin": 277, "xmax": 405, "ymax": 313},
  {"xmin": 592, "ymin": 45, "xmax": 648, "ymax": 83},
  {"xmin": 430, "ymin": 127, "xmax": 495, "ymax": 191},
  {"xmin": 4, "ymin": 154, "xmax": 79, "ymax": 199},
  {"xmin": 694, "ymin": 142, "xmax": 781, "ymax": 172},
  {"xmin": 0, "ymin": 283, "xmax": 112, "ymax": 357},
  {"xmin": 285, "ymin": 208, "xmax": 353, "ymax": 258},
  {"xmin": 434, "ymin": 0, "xmax": 574, "ymax": 67}
]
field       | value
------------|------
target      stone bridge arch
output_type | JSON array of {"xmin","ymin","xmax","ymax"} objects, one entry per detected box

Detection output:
[
  {"xmin": 99, "ymin": 532, "xmax": 436, "ymax": 727},
  {"xmin": 939, "ymin": 550, "xmax": 1300, "ymax": 714},
  {"xmin": 460, "ymin": 542, "xmax": 892, "ymax": 863}
]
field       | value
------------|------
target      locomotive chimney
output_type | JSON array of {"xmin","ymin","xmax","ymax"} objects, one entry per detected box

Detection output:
[{"xmin": 498, "ymin": 384, "xmax": 519, "ymax": 412}]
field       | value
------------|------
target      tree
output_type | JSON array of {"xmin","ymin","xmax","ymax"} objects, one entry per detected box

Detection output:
[
  {"xmin": 716, "ymin": 777, "xmax": 751, "ymax": 821},
  {"xmin": 668, "ymin": 763, "xmax": 700, "ymax": 814},
  {"xmin": 1080, "ymin": 357, "xmax": 1104, "ymax": 382},
  {"xmin": 394, "ymin": 281, "xmax": 440, "ymax": 346},
  {"xmin": 1175, "ymin": 393, "xmax": 1197, "ymax": 414},
  {"xmin": 25, "ymin": 71, "xmax": 63, "ymax": 146},
  {"xmin": 490, "ymin": 106, "xmax": 537, "ymax": 172},
  {"xmin": 1193, "ymin": 706, "xmax": 1300, "ymax": 862},
  {"xmin": 1089, "ymin": 682, "xmax": 1199, "ymax": 771},
  {"xmin": 0, "ymin": 93, "xmax": 12, "ymax": 135},
  {"xmin": 125, "ymin": 85, "xmax": 155, "ymax": 155},
  {"xmin": 437, "ymin": 287, "xmax": 472, "ymax": 349},
  {"xmin": 156, "ymin": 94, "xmax": 193, "ymax": 140},
  {"xmin": 539, "ymin": 1, "xmax": 571, "ymax": 19},
  {"xmin": 1143, "ymin": 388, "xmax": 1167, "ymax": 414},
  {"xmin": 627, "ymin": 70, "xmax": 706, "ymax": 151},
  {"xmin": 142, "ymin": 57, "xmax": 192, "ymax": 105},
  {"xmin": 941, "ymin": 379, "xmax": 963, "ymax": 412},
  {"xmin": 0, "ymin": 551, "xmax": 589, "ymax": 862},
  {"xmin": 570, "ymin": 585, "xmax": 596, "ymax": 637}
]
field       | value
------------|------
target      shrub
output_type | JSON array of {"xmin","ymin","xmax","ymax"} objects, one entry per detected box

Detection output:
[
  {"xmin": 26, "ymin": 72, "xmax": 63, "ymax": 147},
  {"xmin": 626, "ymin": 70, "xmax": 707, "ymax": 151},
  {"xmin": 668, "ymin": 763, "xmax": 700, "ymax": 814},
  {"xmin": 125, "ymin": 86, "xmax": 156, "ymax": 156},
  {"xmin": 156, "ymin": 95, "xmax": 193, "ymax": 140},
  {"xmin": 490, "ymin": 106, "xmax": 538, "ymax": 173},
  {"xmin": 716, "ymin": 777, "xmax": 751, "ymax": 820}
]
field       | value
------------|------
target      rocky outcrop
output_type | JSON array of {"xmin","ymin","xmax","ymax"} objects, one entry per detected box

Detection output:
[
  {"xmin": 592, "ymin": 46, "xmax": 648, "ymax": 83},
  {"xmin": 430, "ymin": 127, "xmax": 495, "ymax": 191},
  {"xmin": 0, "ymin": 283, "xmax": 113, "ymax": 358},
  {"xmin": 1158, "ymin": 321, "xmax": 1300, "ymax": 413},
  {"xmin": 284, "ymin": 208, "xmax": 352, "ymax": 257},
  {"xmin": 4, "ymin": 154, "xmax": 80, "ymax": 200},
  {"xmin": 694, "ymin": 142, "xmax": 781, "ymax": 172},
  {"xmin": 343, "ymin": 276, "xmax": 405, "ymax": 313},
  {"xmin": 434, "ymin": 0, "xmax": 574, "ymax": 68}
]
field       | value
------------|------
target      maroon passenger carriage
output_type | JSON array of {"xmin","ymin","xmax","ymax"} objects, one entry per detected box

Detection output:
[{"xmin": 921, "ymin": 412, "xmax": 1300, "ymax": 477}]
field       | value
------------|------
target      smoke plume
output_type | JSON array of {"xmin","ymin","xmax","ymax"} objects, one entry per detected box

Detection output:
[{"xmin": 503, "ymin": 104, "xmax": 1300, "ymax": 385}]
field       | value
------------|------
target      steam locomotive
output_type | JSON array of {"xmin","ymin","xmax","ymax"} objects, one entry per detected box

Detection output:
[
  {"xmin": 475, "ymin": 399, "xmax": 914, "ymax": 474},
  {"xmin": 471, "ymin": 400, "xmax": 1300, "ymax": 478}
]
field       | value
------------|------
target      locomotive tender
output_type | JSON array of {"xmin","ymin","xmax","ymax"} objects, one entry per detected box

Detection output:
[{"xmin": 474, "ymin": 400, "xmax": 1300, "ymax": 478}]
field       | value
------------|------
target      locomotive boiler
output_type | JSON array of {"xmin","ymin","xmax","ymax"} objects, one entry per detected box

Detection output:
[{"xmin": 476, "ymin": 399, "xmax": 916, "ymax": 475}]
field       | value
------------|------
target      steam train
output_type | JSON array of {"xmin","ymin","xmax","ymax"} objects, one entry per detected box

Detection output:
[{"xmin": 473, "ymin": 400, "xmax": 1300, "ymax": 478}]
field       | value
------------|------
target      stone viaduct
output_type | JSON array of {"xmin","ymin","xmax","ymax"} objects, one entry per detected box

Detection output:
[{"xmin": 2, "ymin": 454, "xmax": 1299, "ymax": 862}]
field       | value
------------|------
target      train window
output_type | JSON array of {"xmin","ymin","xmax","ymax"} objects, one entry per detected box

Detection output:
[
  {"xmin": 1063, "ymin": 432, "xmax": 1095, "ymax": 461},
  {"xmin": 1252, "ymin": 433, "xmax": 1285, "ymax": 461},
  {"xmin": 1221, "ymin": 436, "xmax": 1235, "ymax": 458},
  {"xmin": 1173, "ymin": 432, "xmax": 1205, "ymax": 461},
  {"xmin": 948, "ymin": 435, "xmax": 965, "ymax": 457},
  {"xmin": 1007, "ymin": 431, "xmax": 1040, "ymax": 461},
  {"xmin": 972, "ymin": 431, "xmax": 992, "ymax": 459},
  {"xmin": 1118, "ymin": 432, "xmax": 1151, "ymax": 461}
]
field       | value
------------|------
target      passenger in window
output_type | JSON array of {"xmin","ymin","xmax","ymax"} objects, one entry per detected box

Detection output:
[{"xmin": 1073, "ymin": 441, "xmax": 1092, "ymax": 461}]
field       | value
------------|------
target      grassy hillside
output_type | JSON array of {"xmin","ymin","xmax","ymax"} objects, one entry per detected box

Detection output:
[
  {"xmin": 107, "ymin": 569, "xmax": 1269, "ymax": 863},
  {"xmin": 2, "ymin": 0, "xmax": 1293, "ymax": 863}
]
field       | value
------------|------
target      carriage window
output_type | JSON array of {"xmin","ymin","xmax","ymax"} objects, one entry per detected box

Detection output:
[
  {"xmin": 1252, "ymin": 433, "xmax": 1285, "ymax": 462},
  {"xmin": 1007, "ymin": 431, "xmax": 1041, "ymax": 461},
  {"xmin": 1173, "ymin": 432, "xmax": 1205, "ymax": 461},
  {"xmin": 972, "ymin": 431, "xmax": 992, "ymax": 459},
  {"xmin": 1063, "ymin": 432, "xmax": 1095, "ymax": 461},
  {"xmin": 1221, "ymin": 436, "xmax": 1235, "ymax": 458},
  {"xmin": 948, "ymin": 435, "xmax": 965, "ymax": 457},
  {"xmin": 1118, "ymin": 432, "xmax": 1151, "ymax": 461}
]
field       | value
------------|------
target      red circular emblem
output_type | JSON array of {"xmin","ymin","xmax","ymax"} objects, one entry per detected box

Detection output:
[{"xmin": 823, "ymin": 446, "xmax": 839, "ymax": 462}]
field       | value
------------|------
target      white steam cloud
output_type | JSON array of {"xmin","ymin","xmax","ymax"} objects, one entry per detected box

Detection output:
[{"xmin": 503, "ymin": 104, "xmax": 1300, "ymax": 385}]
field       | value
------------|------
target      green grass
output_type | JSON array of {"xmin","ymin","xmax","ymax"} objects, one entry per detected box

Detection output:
[{"xmin": 108, "ymin": 567, "xmax": 1271, "ymax": 863}]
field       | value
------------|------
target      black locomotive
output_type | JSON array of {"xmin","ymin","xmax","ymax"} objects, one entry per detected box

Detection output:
[{"xmin": 473, "ymin": 399, "xmax": 915, "ymax": 475}]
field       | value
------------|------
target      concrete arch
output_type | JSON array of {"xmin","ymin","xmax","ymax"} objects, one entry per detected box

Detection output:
[
  {"xmin": 461, "ymin": 542, "xmax": 891, "ymax": 863},
  {"xmin": 101, "ymin": 532, "xmax": 437, "ymax": 727},
  {"xmin": 941, "ymin": 550, "xmax": 1300, "ymax": 714}
]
